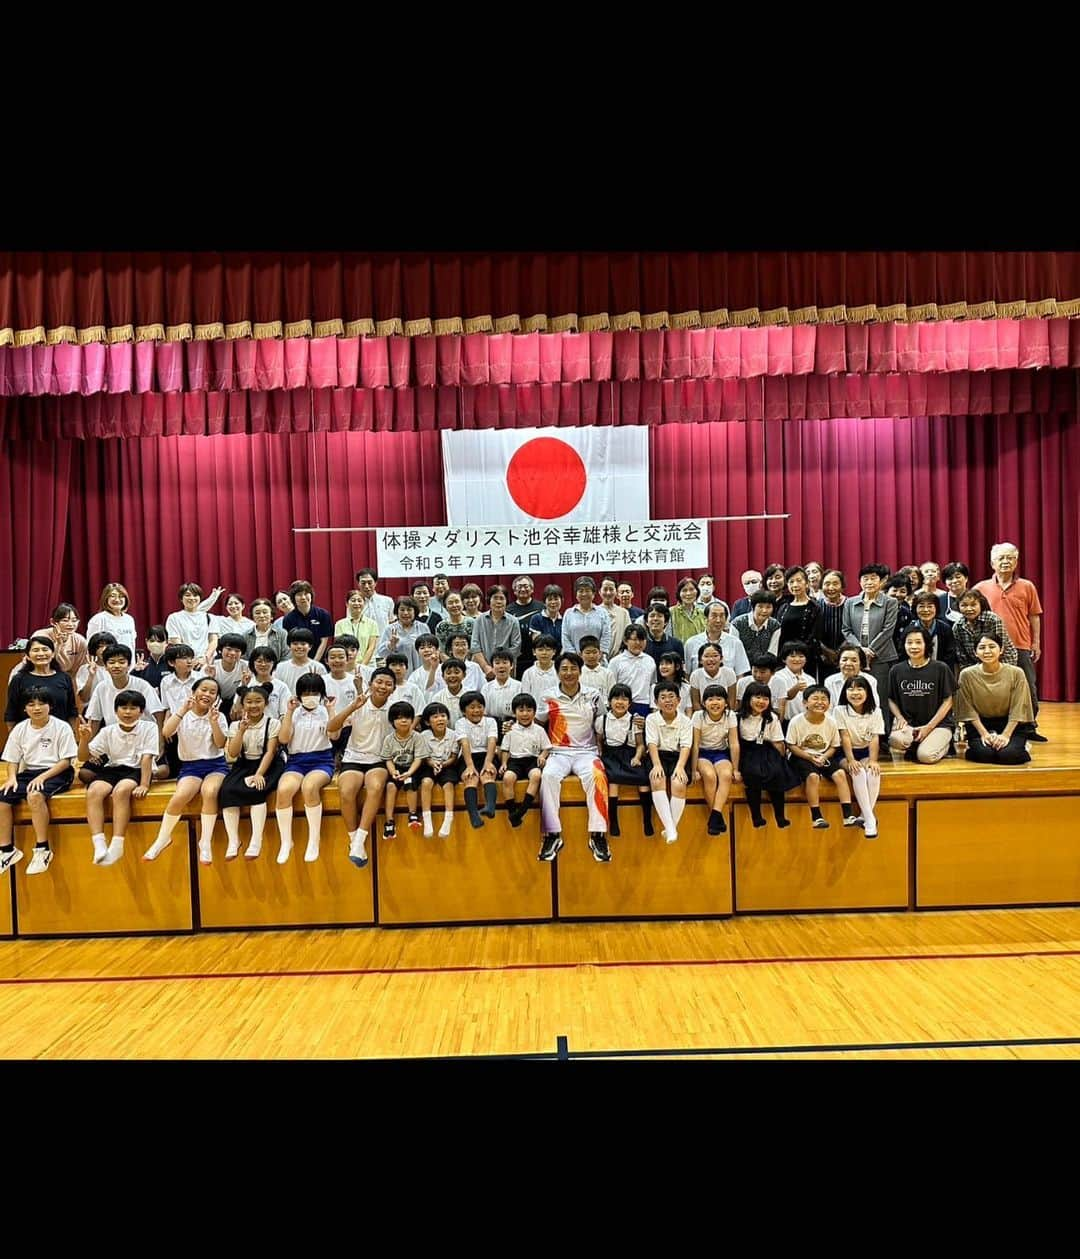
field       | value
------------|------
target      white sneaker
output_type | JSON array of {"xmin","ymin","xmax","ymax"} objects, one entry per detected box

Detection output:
[
  {"xmin": 100, "ymin": 837, "xmax": 125, "ymax": 867},
  {"xmin": 843, "ymin": 815, "xmax": 861, "ymax": 827},
  {"xmin": 864, "ymin": 819, "xmax": 879, "ymax": 839},
  {"xmin": 0, "ymin": 847, "xmax": 23, "ymax": 875},
  {"xmin": 304, "ymin": 837, "xmax": 320, "ymax": 863},
  {"xmin": 26, "ymin": 847, "xmax": 53, "ymax": 875},
  {"xmin": 664, "ymin": 829, "xmax": 679, "ymax": 845}
]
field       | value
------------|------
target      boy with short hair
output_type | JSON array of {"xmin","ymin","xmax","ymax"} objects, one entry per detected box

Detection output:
[
  {"xmin": 785, "ymin": 685, "xmax": 855, "ymax": 827},
  {"xmin": 432, "ymin": 659, "xmax": 468, "ymax": 725},
  {"xmin": 482, "ymin": 649, "xmax": 524, "ymax": 726},
  {"xmin": 521, "ymin": 635, "xmax": 560, "ymax": 721},
  {"xmin": 274, "ymin": 629, "xmax": 328, "ymax": 694},
  {"xmin": 77, "ymin": 690, "xmax": 158, "ymax": 866},
  {"xmin": 579, "ymin": 635, "xmax": 613, "ymax": 701},
  {"xmin": 0, "ymin": 688, "xmax": 77, "ymax": 875},
  {"xmin": 499, "ymin": 693, "xmax": 552, "ymax": 826}
]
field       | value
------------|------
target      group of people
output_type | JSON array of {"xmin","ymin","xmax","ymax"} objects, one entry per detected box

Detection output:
[{"xmin": 0, "ymin": 544, "xmax": 1045, "ymax": 873}]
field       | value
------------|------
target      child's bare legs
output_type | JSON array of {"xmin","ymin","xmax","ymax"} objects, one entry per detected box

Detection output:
[{"xmin": 501, "ymin": 768, "xmax": 518, "ymax": 804}]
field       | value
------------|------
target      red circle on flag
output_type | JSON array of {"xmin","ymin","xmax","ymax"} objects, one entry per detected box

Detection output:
[{"xmin": 505, "ymin": 437, "xmax": 588, "ymax": 519}]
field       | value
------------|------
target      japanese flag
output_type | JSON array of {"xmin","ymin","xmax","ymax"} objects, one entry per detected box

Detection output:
[{"xmin": 441, "ymin": 426, "xmax": 649, "ymax": 526}]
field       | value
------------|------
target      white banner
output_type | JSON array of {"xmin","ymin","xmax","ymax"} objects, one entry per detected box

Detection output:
[
  {"xmin": 376, "ymin": 519, "xmax": 707, "ymax": 579},
  {"xmin": 441, "ymin": 426, "xmax": 649, "ymax": 525}
]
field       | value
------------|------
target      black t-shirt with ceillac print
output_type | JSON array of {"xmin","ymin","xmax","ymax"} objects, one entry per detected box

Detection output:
[{"xmin": 888, "ymin": 660, "xmax": 955, "ymax": 728}]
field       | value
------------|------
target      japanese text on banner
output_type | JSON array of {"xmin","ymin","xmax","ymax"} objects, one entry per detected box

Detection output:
[{"xmin": 376, "ymin": 520, "xmax": 707, "ymax": 579}]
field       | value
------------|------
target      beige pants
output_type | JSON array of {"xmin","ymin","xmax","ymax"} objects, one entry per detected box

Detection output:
[{"xmin": 888, "ymin": 725, "xmax": 952, "ymax": 763}]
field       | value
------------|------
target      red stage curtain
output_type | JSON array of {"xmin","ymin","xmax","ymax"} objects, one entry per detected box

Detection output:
[
  {"xmin": 3, "ymin": 414, "xmax": 1076, "ymax": 700},
  {"xmin": 5, "ymin": 253, "xmax": 1080, "ymax": 345}
]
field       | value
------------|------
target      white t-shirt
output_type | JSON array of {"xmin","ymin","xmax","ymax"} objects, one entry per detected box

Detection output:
[
  {"xmin": 227, "ymin": 715, "xmax": 282, "ymax": 760},
  {"xmin": 689, "ymin": 666, "xmax": 737, "ymax": 700},
  {"xmin": 456, "ymin": 716, "xmax": 499, "ymax": 756},
  {"xmin": 85, "ymin": 675, "xmax": 163, "ymax": 726},
  {"xmin": 580, "ymin": 664, "xmax": 613, "ymax": 701},
  {"xmin": 439, "ymin": 659, "xmax": 486, "ymax": 693},
  {"xmin": 773, "ymin": 666, "xmax": 814, "ymax": 719},
  {"xmin": 207, "ymin": 657, "xmax": 246, "ymax": 702},
  {"xmin": 343, "ymin": 699, "xmax": 392, "ymax": 764},
  {"xmin": 284, "ymin": 705, "xmax": 332, "ymax": 755},
  {"xmin": 175, "ymin": 710, "xmax": 228, "ymax": 762},
  {"xmin": 786, "ymin": 713, "xmax": 841, "ymax": 755},
  {"xmin": 645, "ymin": 710, "xmax": 694, "ymax": 752},
  {"xmin": 608, "ymin": 652, "xmax": 657, "ymax": 704},
  {"xmin": 683, "ymin": 630, "xmax": 750, "ymax": 678},
  {"xmin": 274, "ymin": 658, "xmax": 328, "ymax": 695},
  {"xmin": 595, "ymin": 710, "xmax": 635, "ymax": 748},
  {"xmin": 691, "ymin": 708, "xmax": 736, "ymax": 751},
  {"xmin": 2, "ymin": 717, "xmax": 77, "ymax": 770},
  {"xmin": 159, "ymin": 670, "xmax": 206, "ymax": 715},
  {"xmin": 86, "ymin": 611, "xmax": 138, "ymax": 653},
  {"xmin": 390, "ymin": 681, "xmax": 426, "ymax": 720},
  {"xmin": 737, "ymin": 713, "xmax": 784, "ymax": 744},
  {"xmin": 87, "ymin": 721, "xmax": 159, "ymax": 768},
  {"xmin": 482, "ymin": 677, "xmax": 524, "ymax": 722},
  {"xmin": 834, "ymin": 705, "xmax": 885, "ymax": 749},
  {"xmin": 215, "ymin": 614, "xmax": 255, "ymax": 637},
  {"xmin": 500, "ymin": 723, "xmax": 551, "ymax": 759},
  {"xmin": 165, "ymin": 610, "xmax": 215, "ymax": 658},
  {"xmin": 324, "ymin": 673, "xmax": 359, "ymax": 717}
]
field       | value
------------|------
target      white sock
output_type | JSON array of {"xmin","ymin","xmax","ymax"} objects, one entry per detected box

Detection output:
[
  {"xmin": 91, "ymin": 832, "xmax": 108, "ymax": 865},
  {"xmin": 438, "ymin": 812, "xmax": 453, "ymax": 838},
  {"xmin": 223, "ymin": 808, "xmax": 242, "ymax": 857},
  {"xmin": 348, "ymin": 827, "xmax": 368, "ymax": 862},
  {"xmin": 422, "ymin": 810, "xmax": 434, "ymax": 838},
  {"xmin": 247, "ymin": 803, "xmax": 267, "ymax": 856},
  {"xmin": 145, "ymin": 811, "xmax": 181, "ymax": 860},
  {"xmin": 102, "ymin": 834, "xmax": 125, "ymax": 866},
  {"xmin": 276, "ymin": 808, "xmax": 294, "ymax": 863},
  {"xmin": 198, "ymin": 814, "xmax": 217, "ymax": 862},
  {"xmin": 304, "ymin": 804, "xmax": 323, "ymax": 861},
  {"xmin": 670, "ymin": 796, "xmax": 686, "ymax": 829},
  {"xmin": 651, "ymin": 790, "xmax": 676, "ymax": 836}
]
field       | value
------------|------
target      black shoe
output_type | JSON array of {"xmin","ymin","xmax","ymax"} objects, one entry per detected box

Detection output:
[
  {"xmin": 538, "ymin": 833, "xmax": 563, "ymax": 862},
  {"xmin": 588, "ymin": 832, "xmax": 612, "ymax": 863},
  {"xmin": 1029, "ymin": 731, "xmax": 1049, "ymax": 743}
]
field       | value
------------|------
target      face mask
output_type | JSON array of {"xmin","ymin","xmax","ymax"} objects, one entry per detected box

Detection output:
[
  {"xmin": 300, "ymin": 695, "xmax": 320, "ymax": 710},
  {"xmin": 699, "ymin": 583, "xmax": 714, "ymax": 599},
  {"xmin": 743, "ymin": 579, "xmax": 761, "ymax": 596},
  {"xmin": 147, "ymin": 642, "xmax": 166, "ymax": 658}
]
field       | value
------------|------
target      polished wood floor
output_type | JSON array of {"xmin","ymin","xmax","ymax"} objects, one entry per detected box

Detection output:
[{"xmin": 0, "ymin": 907, "xmax": 1078, "ymax": 1059}]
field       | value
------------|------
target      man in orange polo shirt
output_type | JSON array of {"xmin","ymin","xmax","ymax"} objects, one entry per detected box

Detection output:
[{"xmin": 973, "ymin": 542, "xmax": 1046, "ymax": 742}]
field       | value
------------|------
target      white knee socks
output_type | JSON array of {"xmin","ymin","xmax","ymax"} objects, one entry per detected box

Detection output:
[
  {"xmin": 198, "ymin": 814, "xmax": 216, "ymax": 864},
  {"xmin": 247, "ymin": 803, "xmax": 267, "ymax": 857},
  {"xmin": 223, "ymin": 807, "xmax": 242, "ymax": 859},
  {"xmin": 144, "ymin": 811, "xmax": 181, "ymax": 860},
  {"xmin": 304, "ymin": 804, "xmax": 323, "ymax": 862},
  {"xmin": 275, "ymin": 808, "xmax": 294, "ymax": 863}
]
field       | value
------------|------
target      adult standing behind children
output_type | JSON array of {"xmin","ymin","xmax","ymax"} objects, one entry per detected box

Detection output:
[
  {"xmin": 282, "ymin": 581, "xmax": 334, "ymax": 663},
  {"xmin": 973, "ymin": 542, "xmax": 1046, "ymax": 741}
]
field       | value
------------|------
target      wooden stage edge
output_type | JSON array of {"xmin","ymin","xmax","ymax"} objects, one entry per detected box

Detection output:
[{"xmin": 0, "ymin": 703, "xmax": 1077, "ymax": 937}]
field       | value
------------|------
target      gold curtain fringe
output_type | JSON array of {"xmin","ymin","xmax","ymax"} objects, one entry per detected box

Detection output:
[
  {"xmin": 548, "ymin": 313, "xmax": 578, "ymax": 333},
  {"xmin": 0, "ymin": 328, "xmax": 13, "ymax": 347},
  {"xmin": 817, "ymin": 305, "xmax": 848, "ymax": 324},
  {"xmin": 845, "ymin": 304, "xmax": 876, "ymax": 323},
  {"xmin": 521, "ymin": 314, "xmax": 548, "ymax": 333},
  {"xmin": 313, "ymin": 318, "xmax": 345, "ymax": 338},
  {"xmin": 283, "ymin": 319, "xmax": 312, "ymax": 338},
  {"xmin": 610, "ymin": 311, "xmax": 642, "ymax": 331},
  {"xmin": 939, "ymin": 301, "xmax": 968, "ymax": 320},
  {"xmin": 728, "ymin": 308, "xmax": 760, "ymax": 327},
  {"xmin": 345, "ymin": 318, "xmax": 375, "ymax": 337},
  {"xmin": 905, "ymin": 303, "xmax": 939, "ymax": 322},
  {"xmin": 996, "ymin": 299, "xmax": 1027, "ymax": 319},
  {"xmin": 641, "ymin": 311, "xmax": 669, "ymax": 330},
  {"xmin": 494, "ymin": 314, "xmax": 521, "ymax": 333},
  {"xmin": 45, "ymin": 325, "xmax": 77, "ymax": 346},
  {"xmin": 375, "ymin": 318, "xmax": 403, "ymax": 337},
  {"xmin": 463, "ymin": 314, "xmax": 494, "ymax": 334},
  {"xmin": 578, "ymin": 312, "xmax": 609, "ymax": 332},
  {"xmin": 699, "ymin": 309, "xmax": 728, "ymax": 327},
  {"xmin": 670, "ymin": 310, "xmax": 702, "ymax": 329},
  {"xmin": 966, "ymin": 300, "xmax": 997, "ymax": 320},
  {"xmin": 432, "ymin": 317, "xmax": 463, "ymax": 336},
  {"xmin": 194, "ymin": 323, "xmax": 225, "ymax": 341},
  {"xmin": 107, "ymin": 325, "xmax": 134, "ymax": 344},
  {"xmin": 1029, "ymin": 297, "xmax": 1058, "ymax": 318},
  {"xmin": 253, "ymin": 321, "xmax": 283, "ymax": 339},
  {"xmin": 13, "ymin": 326, "xmax": 45, "ymax": 348},
  {"xmin": 78, "ymin": 326, "xmax": 108, "ymax": 345},
  {"xmin": 135, "ymin": 324, "xmax": 165, "ymax": 342},
  {"xmin": 225, "ymin": 321, "xmax": 253, "ymax": 339},
  {"xmin": 165, "ymin": 323, "xmax": 193, "ymax": 342},
  {"xmin": 875, "ymin": 303, "xmax": 907, "ymax": 322},
  {"xmin": 759, "ymin": 307, "xmax": 789, "ymax": 327},
  {"xmin": 404, "ymin": 318, "xmax": 433, "ymax": 336},
  {"xmin": 1057, "ymin": 298, "xmax": 1080, "ymax": 318},
  {"xmin": 789, "ymin": 306, "xmax": 818, "ymax": 325}
]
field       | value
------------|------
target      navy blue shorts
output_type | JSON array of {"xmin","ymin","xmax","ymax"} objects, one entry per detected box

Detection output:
[
  {"xmin": 697, "ymin": 748, "xmax": 731, "ymax": 764},
  {"xmin": 0, "ymin": 767, "xmax": 74, "ymax": 801},
  {"xmin": 178, "ymin": 757, "xmax": 228, "ymax": 781},
  {"xmin": 283, "ymin": 750, "xmax": 336, "ymax": 779}
]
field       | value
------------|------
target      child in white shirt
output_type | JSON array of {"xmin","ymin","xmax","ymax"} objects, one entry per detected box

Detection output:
[
  {"xmin": 416, "ymin": 701, "xmax": 460, "ymax": 839},
  {"xmin": 77, "ymin": 688, "xmax": 158, "ymax": 867},
  {"xmin": 456, "ymin": 691, "xmax": 499, "ymax": 827},
  {"xmin": 785, "ymin": 685, "xmax": 855, "ymax": 828},
  {"xmin": 0, "ymin": 687, "xmax": 77, "ymax": 876},
  {"xmin": 499, "ymin": 693, "xmax": 551, "ymax": 826},
  {"xmin": 691, "ymin": 685, "xmax": 739, "ymax": 835},
  {"xmin": 644, "ymin": 682, "xmax": 694, "ymax": 844}
]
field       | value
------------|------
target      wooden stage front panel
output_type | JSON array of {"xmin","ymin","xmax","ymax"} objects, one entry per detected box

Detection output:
[
  {"xmin": 196, "ymin": 816, "xmax": 374, "ymax": 929},
  {"xmin": 13, "ymin": 820, "xmax": 193, "ymax": 936},
  {"xmin": 916, "ymin": 797, "xmax": 1080, "ymax": 908},
  {"xmin": 555, "ymin": 799, "xmax": 733, "ymax": 919},
  {"xmin": 733, "ymin": 801, "xmax": 911, "ymax": 912}
]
